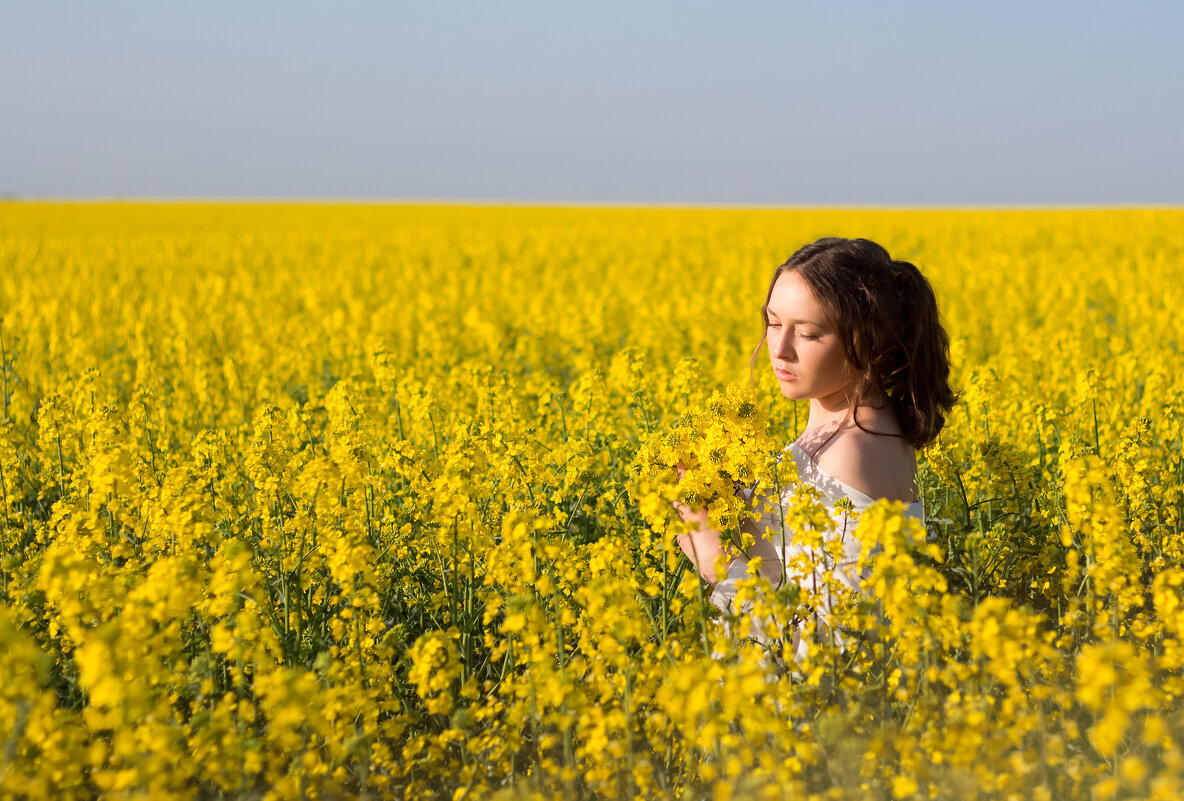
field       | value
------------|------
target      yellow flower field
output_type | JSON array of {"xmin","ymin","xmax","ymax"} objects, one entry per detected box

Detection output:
[{"xmin": 1, "ymin": 202, "xmax": 1183, "ymax": 800}]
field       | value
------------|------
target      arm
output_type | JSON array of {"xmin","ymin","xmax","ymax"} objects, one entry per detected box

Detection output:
[
  {"xmin": 673, "ymin": 501, "xmax": 729, "ymax": 584},
  {"xmin": 674, "ymin": 495, "xmax": 784, "ymax": 586},
  {"xmin": 672, "ymin": 461, "xmax": 728, "ymax": 583}
]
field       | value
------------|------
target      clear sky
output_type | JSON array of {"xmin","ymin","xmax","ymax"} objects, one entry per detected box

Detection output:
[{"xmin": 2, "ymin": 1, "xmax": 1181, "ymax": 205}]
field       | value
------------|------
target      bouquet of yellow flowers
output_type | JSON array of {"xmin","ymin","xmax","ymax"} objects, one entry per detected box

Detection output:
[{"xmin": 633, "ymin": 384, "xmax": 796, "ymax": 550}]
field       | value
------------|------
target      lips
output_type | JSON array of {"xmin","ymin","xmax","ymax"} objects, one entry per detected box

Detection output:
[{"xmin": 774, "ymin": 367, "xmax": 797, "ymax": 380}]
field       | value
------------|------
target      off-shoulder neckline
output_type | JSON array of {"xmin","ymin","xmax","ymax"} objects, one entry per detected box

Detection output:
[{"xmin": 787, "ymin": 442, "xmax": 923, "ymax": 508}]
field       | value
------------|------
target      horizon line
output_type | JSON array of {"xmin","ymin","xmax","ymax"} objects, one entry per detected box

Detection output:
[{"xmin": 3, "ymin": 195, "xmax": 1183, "ymax": 212}]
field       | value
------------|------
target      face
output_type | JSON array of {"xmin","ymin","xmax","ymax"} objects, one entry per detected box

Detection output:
[{"xmin": 765, "ymin": 270, "xmax": 852, "ymax": 406}]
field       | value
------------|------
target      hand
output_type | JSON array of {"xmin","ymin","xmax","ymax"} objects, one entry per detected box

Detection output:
[{"xmin": 672, "ymin": 461, "xmax": 694, "ymax": 519}]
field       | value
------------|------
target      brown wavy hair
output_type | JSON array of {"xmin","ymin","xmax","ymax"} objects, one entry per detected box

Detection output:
[{"xmin": 749, "ymin": 237, "xmax": 957, "ymax": 449}]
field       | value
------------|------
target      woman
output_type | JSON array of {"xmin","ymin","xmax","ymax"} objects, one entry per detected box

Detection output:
[{"xmin": 674, "ymin": 237, "xmax": 957, "ymax": 658}]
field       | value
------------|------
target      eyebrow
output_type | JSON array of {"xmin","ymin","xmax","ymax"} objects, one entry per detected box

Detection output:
[{"xmin": 765, "ymin": 311, "xmax": 827, "ymax": 327}]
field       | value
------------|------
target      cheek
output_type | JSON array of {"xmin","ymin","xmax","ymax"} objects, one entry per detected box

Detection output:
[{"xmin": 824, "ymin": 348, "xmax": 850, "ymax": 377}]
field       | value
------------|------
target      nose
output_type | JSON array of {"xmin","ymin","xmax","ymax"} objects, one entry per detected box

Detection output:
[{"xmin": 773, "ymin": 328, "xmax": 796, "ymax": 361}]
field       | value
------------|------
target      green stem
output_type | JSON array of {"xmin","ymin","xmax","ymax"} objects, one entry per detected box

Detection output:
[{"xmin": 0, "ymin": 319, "xmax": 9, "ymax": 421}]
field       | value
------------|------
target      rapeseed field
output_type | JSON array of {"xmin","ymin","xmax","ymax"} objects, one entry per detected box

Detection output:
[{"xmin": 1, "ymin": 202, "xmax": 1182, "ymax": 800}]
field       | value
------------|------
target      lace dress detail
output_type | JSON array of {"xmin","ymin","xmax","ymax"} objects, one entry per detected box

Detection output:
[{"xmin": 707, "ymin": 443, "xmax": 925, "ymax": 661}]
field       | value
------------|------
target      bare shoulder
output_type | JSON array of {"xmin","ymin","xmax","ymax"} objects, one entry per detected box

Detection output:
[{"xmin": 811, "ymin": 416, "xmax": 918, "ymax": 503}]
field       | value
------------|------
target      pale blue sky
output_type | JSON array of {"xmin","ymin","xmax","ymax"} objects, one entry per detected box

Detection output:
[{"xmin": 2, "ymin": 1, "xmax": 1181, "ymax": 204}]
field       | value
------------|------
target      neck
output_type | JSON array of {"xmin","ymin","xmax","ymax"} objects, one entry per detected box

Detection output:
[
  {"xmin": 805, "ymin": 386, "xmax": 891, "ymax": 436},
  {"xmin": 805, "ymin": 387, "xmax": 853, "ymax": 432}
]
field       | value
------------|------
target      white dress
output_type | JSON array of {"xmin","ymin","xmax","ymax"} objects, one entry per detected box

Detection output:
[{"xmin": 708, "ymin": 442, "xmax": 926, "ymax": 662}]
